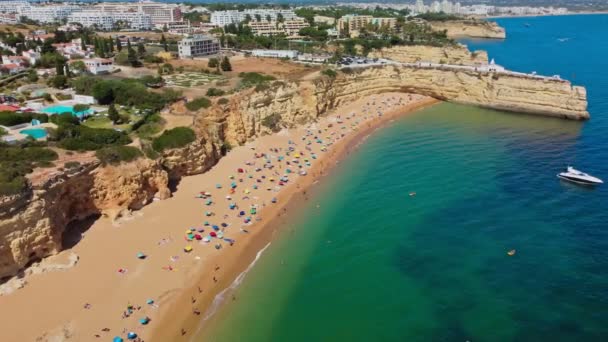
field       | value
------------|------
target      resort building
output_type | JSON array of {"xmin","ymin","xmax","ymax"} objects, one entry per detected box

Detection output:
[
  {"xmin": 210, "ymin": 9, "xmax": 297, "ymax": 26},
  {"xmin": 247, "ymin": 19, "xmax": 309, "ymax": 37},
  {"xmin": 156, "ymin": 21, "xmax": 195, "ymax": 35},
  {"xmin": 250, "ymin": 49, "xmax": 298, "ymax": 59},
  {"xmin": 177, "ymin": 34, "xmax": 220, "ymax": 59},
  {"xmin": 68, "ymin": 11, "xmax": 153, "ymax": 31},
  {"xmin": 0, "ymin": 1, "xmax": 29, "ymax": 14},
  {"xmin": 0, "ymin": 13, "xmax": 19, "ymax": 25},
  {"xmin": 92, "ymin": 2, "xmax": 182, "ymax": 25},
  {"xmin": 337, "ymin": 15, "xmax": 397, "ymax": 37},
  {"xmin": 19, "ymin": 5, "xmax": 80, "ymax": 23},
  {"xmin": 82, "ymin": 58, "xmax": 113, "ymax": 75}
]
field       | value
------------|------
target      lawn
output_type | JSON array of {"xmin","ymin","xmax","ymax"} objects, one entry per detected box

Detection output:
[{"xmin": 163, "ymin": 72, "xmax": 224, "ymax": 88}]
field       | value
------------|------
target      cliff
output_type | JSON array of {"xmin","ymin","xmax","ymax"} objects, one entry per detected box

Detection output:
[
  {"xmin": 0, "ymin": 160, "xmax": 170, "ymax": 280},
  {"xmin": 0, "ymin": 52, "xmax": 589, "ymax": 280},
  {"xmin": 369, "ymin": 44, "xmax": 488, "ymax": 65},
  {"xmin": 429, "ymin": 20, "xmax": 506, "ymax": 39}
]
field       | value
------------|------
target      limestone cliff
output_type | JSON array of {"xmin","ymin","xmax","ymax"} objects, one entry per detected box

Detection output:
[
  {"xmin": 0, "ymin": 50, "xmax": 589, "ymax": 280},
  {"xmin": 369, "ymin": 44, "xmax": 488, "ymax": 65},
  {"xmin": 0, "ymin": 160, "xmax": 169, "ymax": 280},
  {"xmin": 429, "ymin": 20, "xmax": 506, "ymax": 39}
]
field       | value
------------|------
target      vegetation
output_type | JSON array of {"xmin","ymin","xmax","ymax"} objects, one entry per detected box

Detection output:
[
  {"xmin": 206, "ymin": 87, "xmax": 225, "ymax": 97},
  {"xmin": 54, "ymin": 124, "xmax": 132, "ymax": 151},
  {"xmin": 72, "ymin": 76, "xmax": 181, "ymax": 111},
  {"xmin": 185, "ymin": 97, "xmax": 212, "ymax": 111},
  {"xmin": 261, "ymin": 113, "xmax": 282, "ymax": 132},
  {"xmin": 239, "ymin": 72, "xmax": 276, "ymax": 89},
  {"xmin": 152, "ymin": 127, "xmax": 196, "ymax": 152},
  {"xmin": 416, "ymin": 12, "xmax": 461, "ymax": 22},
  {"xmin": 208, "ymin": 58, "xmax": 219, "ymax": 68},
  {"xmin": 217, "ymin": 98, "xmax": 229, "ymax": 105},
  {"xmin": 321, "ymin": 69, "xmax": 338, "ymax": 78},
  {"xmin": 95, "ymin": 145, "xmax": 143, "ymax": 165},
  {"xmin": 0, "ymin": 144, "xmax": 58, "ymax": 195},
  {"xmin": 135, "ymin": 113, "xmax": 165, "ymax": 139},
  {"xmin": 0, "ymin": 111, "xmax": 48, "ymax": 126},
  {"xmin": 220, "ymin": 56, "xmax": 232, "ymax": 71}
]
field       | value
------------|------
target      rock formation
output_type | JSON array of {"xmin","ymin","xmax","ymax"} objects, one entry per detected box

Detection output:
[
  {"xmin": 429, "ymin": 20, "xmax": 506, "ymax": 39},
  {"xmin": 369, "ymin": 44, "xmax": 489, "ymax": 65}
]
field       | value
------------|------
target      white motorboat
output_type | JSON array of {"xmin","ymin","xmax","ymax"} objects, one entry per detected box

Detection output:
[{"xmin": 557, "ymin": 166, "xmax": 603, "ymax": 185}]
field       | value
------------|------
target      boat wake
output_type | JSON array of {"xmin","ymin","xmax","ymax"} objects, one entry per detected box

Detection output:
[{"xmin": 202, "ymin": 242, "xmax": 271, "ymax": 321}]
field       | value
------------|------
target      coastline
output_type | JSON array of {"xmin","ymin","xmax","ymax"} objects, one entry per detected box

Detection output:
[
  {"xmin": 483, "ymin": 11, "xmax": 608, "ymax": 19},
  {"xmin": 150, "ymin": 95, "xmax": 440, "ymax": 342},
  {"xmin": 0, "ymin": 92, "xmax": 437, "ymax": 342}
]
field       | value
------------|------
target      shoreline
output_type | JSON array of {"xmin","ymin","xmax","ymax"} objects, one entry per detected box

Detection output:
[
  {"xmin": 150, "ymin": 96, "xmax": 440, "ymax": 342},
  {"xmin": 0, "ymin": 93, "xmax": 437, "ymax": 342},
  {"xmin": 483, "ymin": 11, "xmax": 608, "ymax": 19}
]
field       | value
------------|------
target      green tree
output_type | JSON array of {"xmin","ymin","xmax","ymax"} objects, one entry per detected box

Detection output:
[
  {"xmin": 160, "ymin": 34, "xmax": 168, "ymax": 52},
  {"xmin": 255, "ymin": 14, "xmax": 262, "ymax": 22},
  {"xmin": 80, "ymin": 36, "xmax": 86, "ymax": 51},
  {"xmin": 266, "ymin": 14, "xmax": 272, "ymax": 22},
  {"xmin": 107, "ymin": 104, "xmax": 120, "ymax": 123},
  {"xmin": 127, "ymin": 45, "xmax": 140, "ymax": 67},
  {"xmin": 115, "ymin": 37, "xmax": 122, "ymax": 52},
  {"xmin": 277, "ymin": 13, "xmax": 284, "ymax": 23},
  {"xmin": 51, "ymin": 75, "xmax": 68, "ymax": 89},
  {"xmin": 64, "ymin": 63, "xmax": 70, "ymax": 78},
  {"xmin": 55, "ymin": 60, "xmax": 65, "ymax": 76},
  {"xmin": 220, "ymin": 56, "xmax": 232, "ymax": 71},
  {"xmin": 137, "ymin": 42, "xmax": 146, "ymax": 57},
  {"xmin": 207, "ymin": 57, "xmax": 218, "ymax": 68}
]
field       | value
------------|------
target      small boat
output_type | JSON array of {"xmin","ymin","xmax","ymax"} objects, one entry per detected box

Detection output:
[{"xmin": 557, "ymin": 166, "xmax": 603, "ymax": 185}]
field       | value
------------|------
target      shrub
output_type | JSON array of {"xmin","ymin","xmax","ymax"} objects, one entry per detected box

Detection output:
[
  {"xmin": 185, "ymin": 97, "xmax": 211, "ymax": 111},
  {"xmin": 95, "ymin": 145, "xmax": 143, "ymax": 165},
  {"xmin": 152, "ymin": 127, "xmax": 196, "ymax": 152},
  {"xmin": 217, "ymin": 98, "xmax": 229, "ymax": 105},
  {"xmin": 239, "ymin": 72, "xmax": 276, "ymax": 88},
  {"xmin": 208, "ymin": 58, "xmax": 219, "ymax": 68},
  {"xmin": 57, "ymin": 124, "xmax": 132, "ymax": 151},
  {"xmin": 55, "ymin": 93, "xmax": 73, "ymax": 101},
  {"xmin": 73, "ymin": 104, "xmax": 90, "ymax": 113},
  {"xmin": 0, "ymin": 146, "xmax": 59, "ymax": 195},
  {"xmin": 254, "ymin": 83, "xmax": 270, "ymax": 92},
  {"xmin": 261, "ymin": 113, "xmax": 281, "ymax": 132},
  {"xmin": 321, "ymin": 69, "xmax": 337, "ymax": 78},
  {"xmin": 206, "ymin": 87, "xmax": 225, "ymax": 97}
]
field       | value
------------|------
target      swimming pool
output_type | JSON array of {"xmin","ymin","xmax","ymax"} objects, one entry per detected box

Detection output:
[
  {"xmin": 20, "ymin": 128, "xmax": 47, "ymax": 139},
  {"xmin": 41, "ymin": 105, "xmax": 92, "ymax": 118}
]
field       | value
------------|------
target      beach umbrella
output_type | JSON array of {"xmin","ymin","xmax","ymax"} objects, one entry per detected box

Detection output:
[
  {"xmin": 271, "ymin": 197, "xmax": 277, "ymax": 203},
  {"xmin": 212, "ymin": 225, "xmax": 219, "ymax": 231},
  {"xmin": 203, "ymin": 236, "xmax": 211, "ymax": 242},
  {"xmin": 113, "ymin": 337, "xmax": 124, "ymax": 342},
  {"xmin": 185, "ymin": 229, "xmax": 193, "ymax": 234},
  {"xmin": 184, "ymin": 246, "xmax": 193, "ymax": 253},
  {"xmin": 127, "ymin": 332, "xmax": 137, "ymax": 339},
  {"xmin": 204, "ymin": 221, "xmax": 209, "ymax": 226},
  {"xmin": 221, "ymin": 223, "xmax": 228, "ymax": 227},
  {"xmin": 136, "ymin": 252, "xmax": 146, "ymax": 259},
  {"xmin": 216, "ymin": 184, "xmax": 222, "ymax": 189},
  {"xmin": 239, "ymin": 211, "xmax": 245, "ymax": 216},
  {"xmin": 139, "ymin": 317, "xmax": 150, "ymax": 325},
  {"xmin": 146, "ymin": 299, "xmax": 154, "ymax": 305},
  {"xmin": 210, "ymin": 231, "xmax": 217, "ymax": 237},
  {"xmin": 195, "ymin": 234, "xmax": 202, "ymax": 240}
]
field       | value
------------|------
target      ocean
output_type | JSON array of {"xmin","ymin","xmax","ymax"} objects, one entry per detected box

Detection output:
[{"xmin": 200, "ymin": 14, "xmax": 608, "ymax": 341}]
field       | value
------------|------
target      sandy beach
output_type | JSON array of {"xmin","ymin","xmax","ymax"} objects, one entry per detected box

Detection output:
[{"xmin": 0, "ymin": 93, "xmax": 437, "ymax": 342}]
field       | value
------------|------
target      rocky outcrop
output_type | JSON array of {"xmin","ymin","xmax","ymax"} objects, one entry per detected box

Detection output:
[
  {"xmin": 369, "ymin": 44, "xmax": 488, "ymax": 65},
  {"xmin": 429, "ymin": 20, "xmax": 506, "ymax": 39},
  {"xmin": 327, "ymin": 65, "xmax": 588, "ymax": 120},
  {"xmin": 0, "ymin": 160, "xmax": 169, "ymax": 280}
]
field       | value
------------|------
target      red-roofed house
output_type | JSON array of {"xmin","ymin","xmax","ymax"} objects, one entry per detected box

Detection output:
[
  {"xmin": 2, "ymin": 55, "xmax": 28, "ymax": 67},
  {"xmin": 0, "ymin": 104, "xmax": 20, "ymax": 112},
  {"xmin": 0, "ymin": 63, "xmax": 26, "ymax": 75}
]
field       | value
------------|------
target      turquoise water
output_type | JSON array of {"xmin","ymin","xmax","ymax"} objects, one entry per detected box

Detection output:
[
  {"xmin": 19, "ymin": 128, "xmax": 47, "ymax": 139},
  {"xmin": 42, "ymin": 105, "xmax": 91, "ymax": 118},
  {"xmin": 202, "ymin": 15, "xmax": 608, "ymax": 341}
]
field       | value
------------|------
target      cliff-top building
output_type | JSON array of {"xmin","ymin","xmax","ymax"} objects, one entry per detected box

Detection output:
[{"xmin": 178, "ymin": 34, "xmax": 220, "ymax": 59}]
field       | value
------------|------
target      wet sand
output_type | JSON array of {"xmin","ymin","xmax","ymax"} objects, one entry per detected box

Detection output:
[{"xmin": 0, "ymin": 93, "xmax": 437, "ymax": 342}]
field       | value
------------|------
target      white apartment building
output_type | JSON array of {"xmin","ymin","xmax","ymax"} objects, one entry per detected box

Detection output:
[
  {"xmin": 68, "ymin": 11, "xmax": 152, "ymax": 31},
  {"xmin": 93, "ymin": 2, "xmax": 181, "ymax": 25},
  {"xmin": 178, "ymin": 34, "xmax": 220, "ymax": 58},
  {"xmin": 211, "ymin": 9, "xmax": 297, "ymax": 26},
  {"xmin": 82, "ymin": 58, "xmax": 113, "ymax": 75},
  {"xmin": 0, "ymin": 1, "xmax": 29, "ymax": 14},
  {"xmin": 19, "ymin": 5, "xmax": 80, "ymax": 23}
]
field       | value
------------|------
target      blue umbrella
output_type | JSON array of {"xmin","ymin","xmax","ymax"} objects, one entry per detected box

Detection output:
[{"xmin": 113, "ymin": 337, "xmax": 124, "ymax": 342}]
